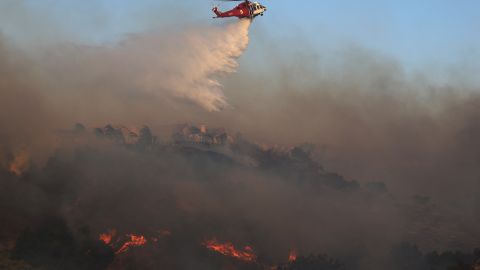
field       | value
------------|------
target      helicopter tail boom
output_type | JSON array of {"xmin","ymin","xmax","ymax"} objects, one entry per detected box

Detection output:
[{"xmin": 212, "ymin": 7, "xmax": 223, "ymax": 17}]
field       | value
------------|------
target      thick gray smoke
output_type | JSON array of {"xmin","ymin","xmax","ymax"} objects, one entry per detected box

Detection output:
[
  {"xmin": 1, "ymin": 4, "xmax": 480, "ymax": 270},
  {"xmin": 0, "ymin": 35, "xmax": 60, "ymax": 171},
  {"xmin": 0, "ymin": 18, "xmax": 251, "ymax": 168}
]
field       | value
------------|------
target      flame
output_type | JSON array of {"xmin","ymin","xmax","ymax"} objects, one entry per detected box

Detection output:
[
  {"xmin": 288, "ymin": 249, "xmax": 297, "ymax": 262},
  {"xmin": 99, "ymin": 229, "xmax": 117, "ymax": 245},
  {"xmin": 8, "ymin": 149, "xmax": 29, "ymax": 176},
  {"xmin": 116, "ymin": 234, "xmax": 147, "ymax": 254},
  {"xmin": 98, "ymin": 228, "xmax": 170, "ymax": 254},
  {"xmin": 204, "ymin": 239, "xmax": 257, "ymax": 262}
]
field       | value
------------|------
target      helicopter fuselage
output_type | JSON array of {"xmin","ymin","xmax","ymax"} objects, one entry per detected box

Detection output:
[{"xmin": 213, "ymin": 1, "xmax": 267, "ymax": 19}]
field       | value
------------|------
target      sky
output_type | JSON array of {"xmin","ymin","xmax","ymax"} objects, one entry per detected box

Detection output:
[{"xmin": 1, "ymin": 0, "xmax": 479, "ymax": 76}]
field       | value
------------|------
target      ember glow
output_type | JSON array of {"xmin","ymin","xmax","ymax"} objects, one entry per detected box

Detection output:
[
  {"xmin": 203, "ymin": 239, "xmax": 257, "ymax": 262},
  {"xmin": 99, "ymin": 229, "xmax": 117, "ymax": 245},
  {"xmin": 116, "ymin": 234, "xmax": 147, "ymax": 254},
  {"xmin": 288, "ymin": 249, "xmax": 297, "ymax": 262},
  {"xmin": 8, "ymin": 149, "xmax": 29, "ymax": 176}
]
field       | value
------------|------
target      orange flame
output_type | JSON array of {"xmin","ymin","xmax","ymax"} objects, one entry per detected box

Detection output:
[
  {"xmin": 288, "ymin": 249, "xmax": 297, "ymax": 262},
  {"xmin": 8, "ymin": 149, "xmax": 29, "ymax": 176},
  {"xmin": 99, "ymin": 229, "xmax": 117, "ymax": 245},
  {"xmin": 204, "ymin": 239, "xmax": 257, "ymax": 262},
  {"xmin": 116, "ymin": 234, "xmax": 147, "ymax": 254}
]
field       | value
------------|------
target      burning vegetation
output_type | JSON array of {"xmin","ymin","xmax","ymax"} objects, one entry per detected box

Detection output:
[
  {"xmin": 115, "ymin": 234, "xmax": 147, "ymax": 254},
  {"xmin": 288, "ymin": 249, "xmax": 297, "ymax": 262},
  {"xmin": 204, "ymin": 239, "xmax": 257, "ymax": 263},
  {"xmin": 99, "ymin": 230, "xmax": 116, "ymax": 246},
  {"xmin": 0, "ymin": 148, "xmax": 30, "ymax": 177},
  {"xmin": 1, "ymin": 124, "xmax": 480, "ymax": 270},
  {"xmin": 1, "ymin": 2, "xmax": 480, "ymax": 268}
]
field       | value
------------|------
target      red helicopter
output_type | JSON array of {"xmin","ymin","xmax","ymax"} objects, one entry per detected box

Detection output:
[{"xmin": 212, "ymin": 0, "xmax": 267, "ymax": 19}]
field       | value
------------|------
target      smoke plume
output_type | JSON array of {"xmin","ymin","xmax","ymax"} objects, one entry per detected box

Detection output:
[
  {"xmin": 1, "ymin": 5, "xmax": 480, "ymax": 270},
  {"xmin": 37, "ymin": 19, "xmax": 251, "ymax": 113}
]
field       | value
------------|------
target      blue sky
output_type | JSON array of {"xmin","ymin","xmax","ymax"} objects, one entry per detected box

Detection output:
[{"xmin": 2, "ymin": 0, "xmax": 479, "ymax": 74}]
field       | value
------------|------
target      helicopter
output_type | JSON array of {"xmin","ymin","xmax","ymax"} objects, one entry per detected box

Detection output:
[{"xmin": 212, "ymin": 0, "xmax": 267, "ymax": 19}]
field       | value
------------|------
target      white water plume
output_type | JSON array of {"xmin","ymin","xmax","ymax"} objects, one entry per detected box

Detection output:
[{"xmin": 88, "ymin": 19, "xmax": 252, "ymax": 112}]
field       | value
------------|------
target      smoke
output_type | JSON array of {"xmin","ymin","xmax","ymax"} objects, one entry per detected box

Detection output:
[
  {"xmin": 1, "ymin": 4, "xmax": 480, "ymax": 269},
  {"xmin": 0, "ymin": 18, "xmax": 252, "ymax": 169},
  {"xmin": 201, "ymin": 47, "xmax": 480, "ymax": 201},
  {"xmin": 33, "ymin": 19, "xmax": 251, "ymax": 113},
  {"xmin": 0, "ymin": 35, "xmax": 60, "ymax": 172}
]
